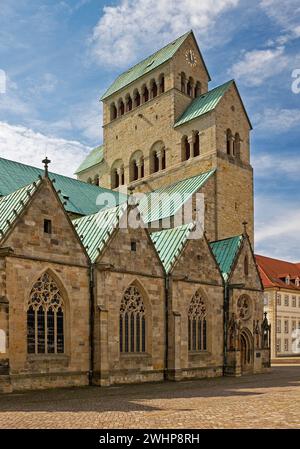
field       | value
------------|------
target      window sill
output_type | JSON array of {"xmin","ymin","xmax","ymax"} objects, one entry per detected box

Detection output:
[
  {"xmin": 27, "ymin": 354, "xmax": 69, "ymax": 362},
  {"xmin": 120, "ymin": 352, "xmax": 151, "ymax": 358},
  {"xmin": 189, "ymin": 351, "xmax": 211, "ymax": 357}
]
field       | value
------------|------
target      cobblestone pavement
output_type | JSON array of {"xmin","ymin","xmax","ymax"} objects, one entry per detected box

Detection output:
[{"xmin": 0, "ymin": 366, "xmax": 300, "ymax": 429}]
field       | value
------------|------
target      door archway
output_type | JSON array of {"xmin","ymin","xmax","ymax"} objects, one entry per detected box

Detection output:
[{"xmin": 240, "ymin": 328, "xmax": 254, "ymax": 374}]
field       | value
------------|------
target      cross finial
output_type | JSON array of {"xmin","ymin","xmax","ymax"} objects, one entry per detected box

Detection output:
[
  {"xmin": 242, "ymin": 221, "xmax": 248, "ymax": 235},
  {"xmin": 42, "ymin": 157, "xmax": 51, "ymax": 177}
]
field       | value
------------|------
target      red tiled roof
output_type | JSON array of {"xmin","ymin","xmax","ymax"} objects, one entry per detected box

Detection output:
[{"xmin": 255, "ymin": 254, "xmax": 300, "ymax": 291}]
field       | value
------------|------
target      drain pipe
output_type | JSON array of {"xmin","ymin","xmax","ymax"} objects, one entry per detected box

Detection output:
[
  {"xmin": 88, "ymin": 263, "xmax": 95, "ymax": 386},
  {"xmin": 223, "ymin": 282, "xmax": 229, "ymax": 376},
  {"xmin": 164, "ymin": 274, "xmax": 170, "ymax": 380}
]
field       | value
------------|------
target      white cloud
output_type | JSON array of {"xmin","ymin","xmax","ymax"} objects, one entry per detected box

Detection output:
[
  {"xmin": 253, "ymin": 152, "xmax": 300, "ymax": 181},
  {"xmin": 0, "ymin": 121, "xmax": 91, "ymax": 177},
  {"xmin": 0, "ymin": 76, "xmax": 34, "ymax": 117},
  {"xmin": 260, "ymin": 0, "xmax": 300, "ymax": 45},
  {"xmin": 230, "ymin": 46, "xmax": 289, "ymax": 86},
  {"xmin": 255, "ymin": 194, "xmax": 300, "ymax": 261},
  {"xmin": 253, "ymin": 108, "xmax": 300, "ymax": 133},
  {"xmin": 89, "ymin": 0, "xmax": 240, "ymax": 68}
]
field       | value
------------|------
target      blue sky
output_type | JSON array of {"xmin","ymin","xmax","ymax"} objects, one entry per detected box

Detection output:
[{"xmin": 0, "ymin": 0, "xmax": 300, "ymax": 260}]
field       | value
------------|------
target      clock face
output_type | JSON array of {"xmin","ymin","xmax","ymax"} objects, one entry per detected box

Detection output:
[{"xmin": 185, "ymin": 49, "xmax": 197, "ymax": 67}]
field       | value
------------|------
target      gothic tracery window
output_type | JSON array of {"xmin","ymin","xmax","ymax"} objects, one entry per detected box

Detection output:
[
  {"xmin": 188, "ymin": 290, "xmax": 207, "ymax": 352},
  {"xmin": 27, "ymin": 272, "xmax": 65, "ymax": 355},
  {"xmin": 119, "ymin": 285, "xmax": 146, "ymax": 353}
]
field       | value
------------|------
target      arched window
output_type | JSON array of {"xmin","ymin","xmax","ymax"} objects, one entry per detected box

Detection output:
[
  {"xmin": 110, "ymin": 103, "xmax": 117, "ymax": 121},
  {"xmin": 181, "ymin": 72, "xmax": 186, "ymax": 93},
  {"xmin": 125, "ymin": 94, "xmax": 133, "ymax": 112},
  {"xmin": 27, "ymin": 272, "xmax": 65, "ymax": 355},
  {"xmin": 142, "ymin": 85, "xmax": 149, "ymax": 103},
  {"xmin": 181, "ymin": 136, "xmax": 190, "ymax": 161},
  {"xmin": 187, "ymin": 77, "xmax": 194, "ymax": 96},
  {"xmin": 87, "ymin": 177, "xmax": 92, "ymax": 184},
  {"xmin": 194, "ymin": 81, "xmax": 201, "ymax": 98},
  {"xmin": 111, "ymin": 161, "xmax": 125, "ymax": 189},
  {"xmin": 159, "ymin": 74, "xmax": 165, "ymax": 94},
  {"xmin": 130, "ymin": 151, "xmax": 144, "ymax": 182},
  {"xmin": 193, "ymin": 131, "xmax": 200, "ymax": 157},
  {"xmin": 244, "ymin": 254, "xmax": 249, "ymax": 277},
  {"xmin": 133, "ymin": 89, "xmax": 141, "ymax": 107},
  {"xmin": 188, "ymin": 290, "xmax": 207, "ymax": 352},
  {"xmin": 150, "ymin": 141, "xmax": 165, "ymax": 174},
  {"xmin": 226, "ymin": 129, "xmax": 232, "ymax": 155},
  {"xmin": 120, "ymin": 285, "xmax": 146, "ymax": 353},
  {"xmin": 94, "ymin": 174, "xmax": 100, "ymax": 186},
  {"xmin": 150, "ymin": 79, "xmax": 158, "ymax": 98},
  {"xmin": 233, "ymin": 132, "xmax": 241, "ymax": 158},
  {"xmin": 118, "ymin": 99, "xmax": 125, "ymax": 116}
]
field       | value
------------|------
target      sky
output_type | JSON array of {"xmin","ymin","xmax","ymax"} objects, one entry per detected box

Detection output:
[{"xmin": 0, "ymin": 0, "xmax": 299, "ymax": 260}]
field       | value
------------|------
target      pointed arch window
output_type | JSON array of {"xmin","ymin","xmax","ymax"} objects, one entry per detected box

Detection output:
[
  {"xmin": 159, "ymin": 74, "xmax": 165, "ymax": 94},
  {"xmin": 194, "ymin": 81, "xmax": 201, "ymax": 98},
  {"xmin": 118, "ymin": 99, "xmax": 125, "ymax": 116},
  {"xmin": 188, "ymin": 290, "xmax": 207, "ymax": 352},
  {"xmin": 110, "ymin": 103, "xmax": 117, "ymax": 121},
  {"xmin": 150, "ymin": 80, "xmax": 158, "ymax": 98},
  {"xmin": 226, "ymin": 129, "xmax": 232, "ymax": 155},
  {"xmin": 233, "ymin": 132, "xmax": 241, "ymax": 158},
  {"xmin": 119, "ymin": 285, "xmax": 146, "ymax": 353},
  {"xmin": 125, "ymin": 95, "xmax": 133, "ymax": 112},
  {"xmin": 193, "ymin": 131, "xmax": 200, "ymax": 157},
  {"xmin": 142, "ymin": 85, "xmax": 149, "ymax": 103},
  {"xmin": 181, "ymin": 72, "xmax": 186, "ymax": 93},
  {"xmin": 27, "ymin": 272, "xmax": 65, "ymax": 355},
  {"xmin": 134, "ymin": 90, "xmax": 141, "ymax": 107},
  {"xmin": 182, "ymin": 136, "xmax": 190, "ymax": 161}
]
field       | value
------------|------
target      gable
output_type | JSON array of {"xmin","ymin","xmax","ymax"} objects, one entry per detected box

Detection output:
[
  {"xmin": 98, "ymin": 212, "xmax": 164, "ymax": 278},
  {"xmin": 174, "ymin": 80, "xmax": 233, "ymax": 128},
  {"xmin": 210, "ymin": 235, "xmax": 243, "ymax": 282},
  {"xmin": 101, "ymin": 31, "xmax": 191, "ymax": 101},
  {"xmin": 0, "ymin": 179, "xmax": 41, "ymax": 241},
  {"xmin": 171, "ymin": 232, "xmax": 223, "ymax": 285},
  {"xmin": 229, "ymin": 237, "xmax": 262, "ymax": 290},
  {"xmin": 0, "ymin": 157, "xmax": 126, "ymax": 216},
  {"xmin": 216, "ymin": 81, "xmax": 252, "ymax": 130},
  {"xmin": 2, "ymin": 179, "xmax": 88, "ymax": 266}
]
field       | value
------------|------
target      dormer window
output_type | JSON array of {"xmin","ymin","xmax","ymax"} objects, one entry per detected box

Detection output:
[
  {"xmin": 285, "ymin": 275, "xmax": 290, "ymax": 285},
  {"xmin": 295, "ymin": 277, "xmax": 300, "ymax": 287}
]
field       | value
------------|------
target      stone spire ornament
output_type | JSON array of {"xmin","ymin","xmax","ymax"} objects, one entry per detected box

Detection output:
[
  {"xmin": 42, "ymin": 157, "xmax": 51, "ymax": 177},
  {"xmin": 242, "ymin": 221, "xmax": 248, "ymax": 235}
]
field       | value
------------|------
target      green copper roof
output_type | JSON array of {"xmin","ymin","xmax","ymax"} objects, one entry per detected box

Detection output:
[
  {"xmin": 174, "ymin": 80, "xmax": 234, "ymax": 127},
  {"xmin": 73, "ymin": 203, "xmax": 128, "ymax": 262},
  {"xmin": 138, "ymin": 169, "xmax": 215, "ymax": 224},
  {"xmin": 75, "ymin": 145, "xmax": 104, "ymax": 175},
  {"xmin": 0, "ymin": 157, "xmax": 126, "ymax": 216},
  {"xmin": 151, "ymin": 223, "xmax": 194, "ymax": 273},
  {"xmin": 101, "ymin": 31, "xmax": 191, "ymax": 100},
  {"xmin": 210, "ymin": 235, "xmax": 243, "ymax": 281},
  {"xmin": 0, "ymin": 179, "xmax": 41, "ymax": 241}
]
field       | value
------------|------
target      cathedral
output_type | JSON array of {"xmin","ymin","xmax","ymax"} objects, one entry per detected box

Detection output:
[{"xmin": 0, "ymin": 31, "xmax": 270, "ymax": 393}]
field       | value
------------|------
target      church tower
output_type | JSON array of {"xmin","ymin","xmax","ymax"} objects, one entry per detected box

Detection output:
[{"xmin": 76, "ymin": 31, "xmax": 254, "ymax": 244}]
